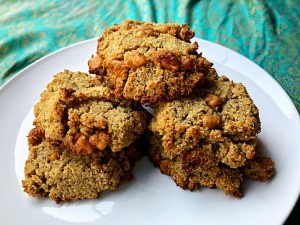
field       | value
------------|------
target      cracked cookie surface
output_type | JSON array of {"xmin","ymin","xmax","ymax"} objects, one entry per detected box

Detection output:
[
  {"xmin": 23, "ymin": 129, "xmax": 141, "ymax": 203},
  {"xmin": 149, "ymin": 70, "xmax": 261, "ymax": 169},
  {"xmin": 148, "ymin": 132, "xmax": 274, "ymax": 197},
  {"xmin": 33, "ymin": 70, "xmax": 147, "ymax": 154},
  {"xmin": 148, "ymin": 70, "xmax": 274, "ymax": 197},
  {"xmin": 88, "ymin": 20, "xmax": 212, "ymax": 104},
  {"xmin": 147, "ymin": 132, "xmax": 244, "ymax": 197},
  {"xmin": 23, "ymin": 70, "xmax": 147, "ymax": 202}
]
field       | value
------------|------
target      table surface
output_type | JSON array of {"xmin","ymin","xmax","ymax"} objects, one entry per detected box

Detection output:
[{"xmin": 0, "ymin": 1, "xmax": 299, "ymax": 224}]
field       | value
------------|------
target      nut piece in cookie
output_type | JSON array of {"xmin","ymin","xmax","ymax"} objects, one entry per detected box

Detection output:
[
  {"xmin": 88, "ymin": 20, "xmax": 212, "ymax": 104},
  {"xmin": 66, "ymin": 100, "xmax": 147, "ymax": 154}
]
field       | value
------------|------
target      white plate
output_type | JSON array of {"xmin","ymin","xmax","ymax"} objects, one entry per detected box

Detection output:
[{"xmin": 0, "ymin": 38, "xmax": 299, "ymax": 225}]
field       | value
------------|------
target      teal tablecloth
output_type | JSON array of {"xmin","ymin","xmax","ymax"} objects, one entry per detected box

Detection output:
[{"xmin": 0, "ymin": 0, "xmax": 299, "ymax": 223}]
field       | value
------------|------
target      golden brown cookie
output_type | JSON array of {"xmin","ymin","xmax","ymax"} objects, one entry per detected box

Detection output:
[
  {"xmin": 23, "ymin": 128, "xmax": 141, "ymax": 203},
  {"xmin": 149, "ymin": 70, "xmax": 261, "ymax": 169},
  {"xmin": 148, "ymin": 132, "xmax": 244, "ymax": 197},
  {"xmin": 243, "ymin": 151, "xmax": 275, "ymax": 181},
  {"xmin": 88, "ymin": 20, "xmax": 212, "ymax": 104},
  {"xmin": 147, "ymin": 131, "xmax": 275, "ymax": 197},
  {"xmin": 33, "ymin": 70, "xmax": 148, "ymax": 154},
  {"xmin": 148, "ymin": 69, "xmax": 274, "ymax": 197}
]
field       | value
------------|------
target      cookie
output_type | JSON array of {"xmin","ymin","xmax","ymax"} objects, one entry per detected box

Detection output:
[
  {"xmin": 149, "ymin": 70, "xmax": 261, "ymax": 169},
  {"xmin": 148, "ymin": 70, "xmax": 274, "ymax": 197},
  {"xmin": 88, "ymin": 20, "xmax": 212, "ymax": 104},
  {"xmin": 148, "ymin": 131, "xmax": 274, "ymax": 197},
  {"xmin": 243, "ymin": 151, "xmax": 275, "ymax": 181},
  {"xmin": 33, "ymin": 70, "xmax": 147, "ymax": 154},
  {"xmin": 148, "ymin": 132, "xmax": 244, "ymax": 197},
  {"xmin": 23, "ymin": 128, "xmax": 141, "ymax": 203}
]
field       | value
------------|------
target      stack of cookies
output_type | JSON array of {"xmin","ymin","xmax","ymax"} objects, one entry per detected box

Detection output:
[
  {"xmin": 23, "ymin": 71, "xmax": 148, "ymax": 203},
  {"xmin": 23, "ymin": 20, "xmax": 275, "ymax": 203}
]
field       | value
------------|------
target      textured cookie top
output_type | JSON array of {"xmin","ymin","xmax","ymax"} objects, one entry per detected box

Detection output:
[
  {"xmin": 148, "ymin": 132, "xmax": 274, "ymax": 197},
  {"xmin": 149, "ymin": 70, "xmax": 260, "ymax": 169},
  {"xmin": 148, "ymin": 132, "xmax": 244, "ymax": 197},
  {"xmin": 23, "ymin": 128, "xmax": 141, "ymax": 203},
  {"xmin": 88, "ymin": 20, "xmax": 213, "ymax": 104},
  {"xmin": 33, "ymin": 70, "xmax": 147, "ymax": 154},
  {"xmin": 66, "ymin": 100, "xmax": 147, "ymax": 153}
]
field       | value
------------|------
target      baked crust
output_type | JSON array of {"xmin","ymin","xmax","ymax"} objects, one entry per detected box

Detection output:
[
  {"xmin": 147, "ymin": 131, "xmax": 274, "ymax": 197},
  {"xmin": 149, "ymin": 71, "xmax": 261, "ymax": 169},
  {"xmin": 88, "ymin": 20, "xmax": 212, "ymax": 104},
  {"xmin": 23, "ymin": 129, "xmax": 141, "ymax": 203},
  {"xmin": 33, "ymin": 70, "xmax": 148, "ymax": 154},
  {"xmin": 148, "ymin": 71, "xmax": 274, "ymax": 197}
]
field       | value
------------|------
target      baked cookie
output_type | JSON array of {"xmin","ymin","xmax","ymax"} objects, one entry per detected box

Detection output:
[
  {"xmin": 243, "ymin": 151, "xmax": 275, "ymax": 181},
  {"xmin": 148, "ymin": 132, "xmax": 244, "ymax": 197},
  {"xmin": 33, "ymin": 70, "xmax": 147, "ymax": 154},
  {"xmin": 23, "ymin": 128, "xmax": 141, "ymax": 203},
  {"xmin": 149, "ymin": 70, "xmax": 261, "ymax": 169},
  {"xmin": 88, "ymin": 20, "xmax": 212, "ymax": 104},
  {"xmin": 148, "ymin": 70, "xmax": 274, "ymax": 197},
  {"xmin": 148, "ymin": 132, "xmax": 274, "ymax": 197}
]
